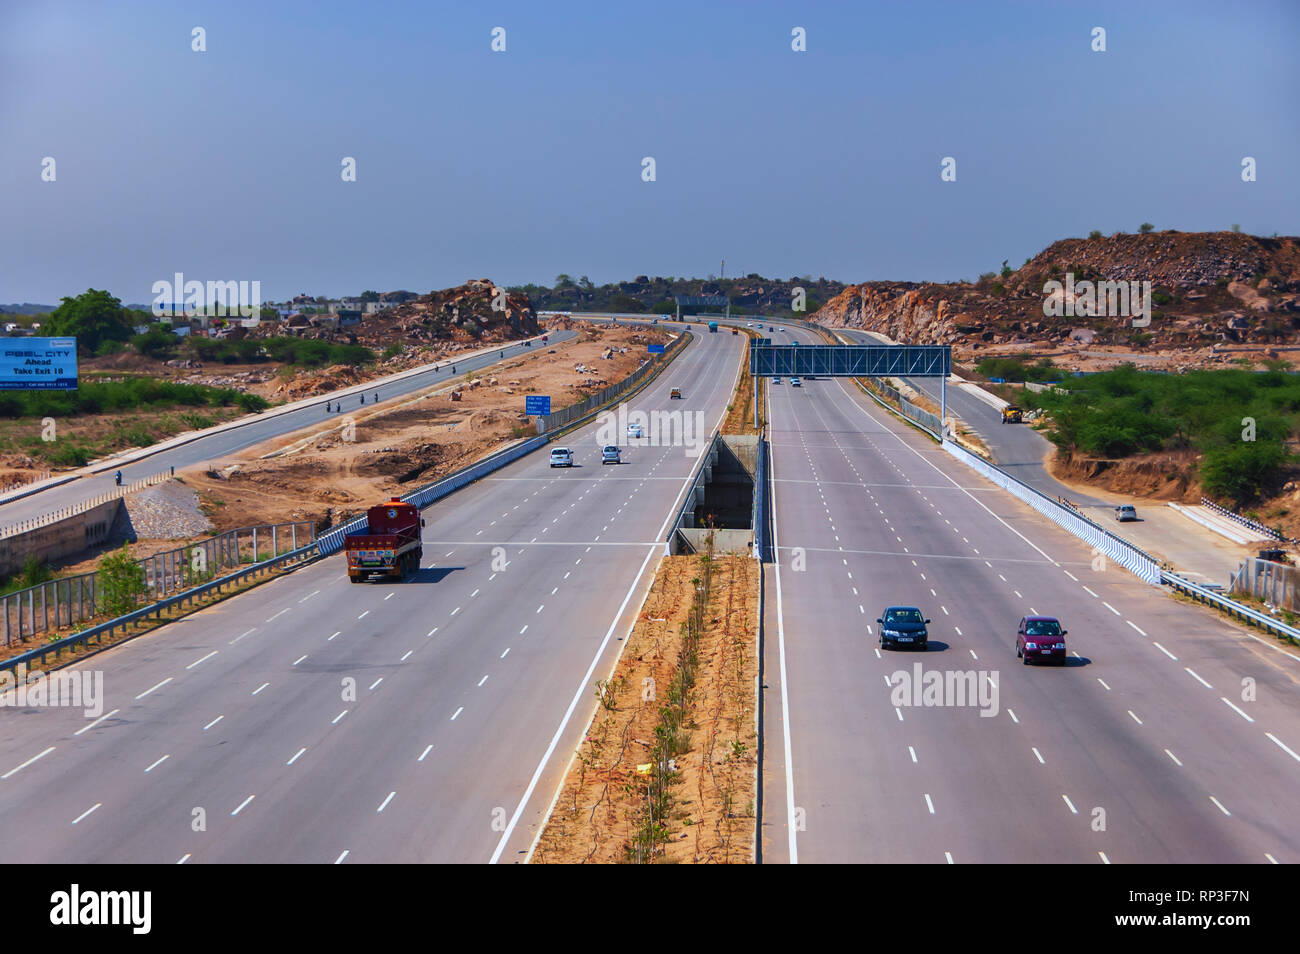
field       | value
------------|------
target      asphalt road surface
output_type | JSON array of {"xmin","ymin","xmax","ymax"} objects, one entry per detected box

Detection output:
[
  {"xmin": 0, "ymin": 332, "xmax": 574, "ymax": 527},
  {"xmin": 761, "ymin": 329, "xmax": 1300, "ymax": 862},
  {"xmin": 0, "ymin": 326, "xmax": 746, "ymax": 863}
]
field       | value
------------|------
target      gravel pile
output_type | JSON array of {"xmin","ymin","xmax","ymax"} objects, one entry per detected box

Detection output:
[{"xmin": 123, "ymin": 480, "xmax": 213, "ymax": 540}]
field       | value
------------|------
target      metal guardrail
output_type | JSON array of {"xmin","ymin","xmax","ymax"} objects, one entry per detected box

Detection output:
[
  {"xmin": 2, "ymin": 520, "xmax": 314, "ymax": 647},
  {"xmin": 1, "ymin": 539, "xmax": 320, "ymax": 677},
  {"xmin": 753, "ymin": 430, "xmax": 767, "ymax": 562},
  {"xmin": 1200, "ymin": 496, "xmax": 1285, "ymax": 542},
  {"xmin": 1166, "ymin": 571, "xmax": 1300, "ymax": 644}
]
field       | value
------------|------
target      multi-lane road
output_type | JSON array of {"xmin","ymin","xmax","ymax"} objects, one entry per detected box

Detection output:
[
  {"xmin": 761, "ymin": 324, "xmax": 1300, "ymax": 863},
  {"xmin": 0, "ymin": 325, "xmax": 744, "ymax": 862},
  {"xmin": 3, "ymin": 315, "xmax": 1296, "ymax": 864}
]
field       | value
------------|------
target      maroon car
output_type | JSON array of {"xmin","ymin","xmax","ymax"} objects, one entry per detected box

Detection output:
[{"xmin": 1016, "ymin": 616, "xmax": 1067, "ymax": 665}]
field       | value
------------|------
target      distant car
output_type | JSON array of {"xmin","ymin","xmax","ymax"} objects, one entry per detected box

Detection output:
[
  {"xmin": 601, "ymin": 445, "xmax": 621, "ymax": 465},
  {"xmin": 773, "ymin": 377, "xmax": 782, "ymax": 384},
  {"xmin": 549, "ymin": 447, "xmax": 574, "ymax": 468},
  {"xmin": 626, "ymin": 423, "xmax": 643, "ymax": 438},
  {"xmin": 877, "ymin": 606, "xmax": 930, "ymax": 651},
  {"xmin": 790, "ymin": 377, "xmax": 802, "ymax": 387},
  {"xmin": 768, "ymin": 326, "xmax": 775, "ymax": 332},
  {"xmin": 1115, "ymin": 505, "xmax": 1137, "ymax": 522},
  {"xmin": 670, "ymin": 387, "xmax": 682, "ymax": 399},
  {"xmin": 1017, "ymin": 616, "xmax": 1067, "ymax": 665}
]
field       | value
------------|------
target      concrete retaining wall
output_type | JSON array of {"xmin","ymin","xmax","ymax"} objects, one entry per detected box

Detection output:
[{"xmin": 0, "ymin": 498, "xmax": 124, "ymax": 577}]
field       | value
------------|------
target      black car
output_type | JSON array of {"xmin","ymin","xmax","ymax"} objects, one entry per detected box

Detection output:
[{"xmin": 877, "ymin": 606, "xmax": 931, "ymax": 650}]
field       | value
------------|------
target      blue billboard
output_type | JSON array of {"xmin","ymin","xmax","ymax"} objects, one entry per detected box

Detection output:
[
  {"xmin": 525, "ymin": 395, "xmax": 552, "ymax": 416},
  {"xmin": 0, "ymin": 338, "xmax": 78, "ymax": 390},
  {"xmin": 648, "ymin": 344, "xmax": 666, "ymax": 354}
]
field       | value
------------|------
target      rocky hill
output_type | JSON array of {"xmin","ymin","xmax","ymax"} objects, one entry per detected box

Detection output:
[
  {"xmin": 254, "ymin": 279, "xmax": 537, "ymax": 346},
  {"xmin": 814, "ymin": 231, "xmax": 1300, "ymax": 368}
]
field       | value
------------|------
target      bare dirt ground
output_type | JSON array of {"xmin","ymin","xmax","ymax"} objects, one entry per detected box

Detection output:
[
  {"xmin": 177, "ymin": 324, "xmax": 669, "ymax": 534},
  {"xmin": 532, "ymin": 553, "xmax": 759, "ymax": 864}
]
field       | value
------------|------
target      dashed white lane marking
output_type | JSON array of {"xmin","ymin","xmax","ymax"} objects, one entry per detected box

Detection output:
[
  {"xmin": 908, "ymin": 746, "xmax": 918, "ymax": 763},
  {"xmin": 332, "ymin": 710, "xmax": 348, "ymax": 724},
  {"xmin": 377, "ymin": 791, "xmax": 396, "ymax": 813},
  {"xmin": 177, "ymin": 854, "xmax": 191, "ymax": 864},
  {"xmin": 75, "ymin": 709, "xmax": 119, "ymax": 736},
  {"xmin": 357, "ymin": 610, "xmax": 370, "ymax": 620},
  {"xmin": 1221, "ymin": 697, "xmax": 1255, "ymax": 723},
  {"xmin": 451, "ymin": 707, "xmax": 464, "ymax": 721},
  {"xmin": 1267, "ymin": 733, "xmax": 1300, "ymax": 763},
  {"xmin": 1032, "ymin": 747, "xmax": 1045, "ymax": 764},
  {"xmin": 1062, "ymin": 794, "xmax": 1078, "ymax": 814},
  {"xmin": 385, "ymin": 592, "xmax": 396, "ymax": 601},
  {"xmin": 1209, "ymin": 796, "xmax": 1231, "ymax": 817},
  {"xmin": 135, "ymin": 678, "xmax": 172, "ymax": 700},
  {"xmin": 334, "ymin": 850, "xmax": 349, "ymax": 864},
  {"xmin": 186, "ymin": 651, "xmax": 217, "ymax": 670},
  {"xmin": 427, "ymin": 628, "xmax": 438, "ymax": 637},
  {"xmin": 1126, "ymin": 620, "xmax": 1147, "ymax": 637},
  {"xmin": 1185, "ymin": 668, "xmax": 1212, "ymax": 689},
  {"xmin": 293, "ymin": 655, "xmax": 307, "ymax": 666},
  {"xmin": 895, "ymin": 707, "xmax": 904, "ymax": 722},
  {"xmin": 1153, "ymin": 642, "xmax": 1178, "ymax": 660},
  {"xmin": 400, "ymin": 650, "xmax": 413, "ymax": 662},
  {"xmin": 1063, "ymin": 570, "xmax": 1078, "ymax": 581},
  {"xmin": 266, "ymin": 608, "xmax": 289, "ymax": 623},
  {"xmin": 145, "ymin": 754, "xmax": 169, "ymax": 773},
  {"xmin": 1127, "ymin": 710, "xmax": 1144, "ymax": 725},
  {"xmin": 1082, "ymin": 586, "xmax": 1099, "ymax": 598},
  {"xmin": 231, "ymin": 795, "xmax": 255, "ymax": 817},
  {"xmin": 1099, "ymin": 851, "xmax": 1111, "ymax": 864},
  {"xmin": 1165, "ymin": 749, "xmax": 1183, "ymax": 766},
  {"xmin": 477, "ymin": 675, "xmax": 489, "ymax": 687},
  {"xmin": 328, "ymin": 631, "xmax": 341, "ymax": 641},
  {"xmin": 450, "ymin": 607, "xmax": 461, "ymax": 616},
  {"xmin": 945, "ymin": 851, "xmax": 954, "ymax": 864},
  {"xmin": 252, "ymin": 682, "xmax": 269, "ymax": 695},
  {"xmin": 369, "ymin": 678, "xmax": 383, "ymax": 691},
  {"xmin": 298, "ymin": 590, "xmax": 320, "ymax": 603},
  {"xmin": 1265, "ymin": 853, "xmax": 1279, "ymax": 864},
  {"xmin": 1007, "ymin": 709, "xmax": 1019, "ymax": 724},
  {"xmin": 71, "ymin": 802, "xmax": 102, "ymax": 825},
  {"xmin": 287, "ymin": 747, "xmax": 307, "ymax": 766},
  {"xmin": 923, "ymin": 793, "xmax": 935, "ymax": 814},
  {"xmin": 1101, "ymin": 601, "xmax": 1121, "ymax": 616},
  {"xmin": 203, "ymin": 715, "xmax": 224, "ymax": 731},
  {"xmin": 419, "ymin": 745, "xmax": 433, "ymax": 762},
  {"xmin": 519, "ymin": 625, "xmax": 528, "ymax": 635},
  {"xmin": 1097, "ymin": 678, "xmax": 1111, "ymax": 691},
  {"xmin": 2, "ymin": 746, "xmax": 55, "ymax": 779}
]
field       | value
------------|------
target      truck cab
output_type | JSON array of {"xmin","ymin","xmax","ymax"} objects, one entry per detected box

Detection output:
[{"xmin": 345, "ymin": 498, "xmax": 424, "ymax": 583}]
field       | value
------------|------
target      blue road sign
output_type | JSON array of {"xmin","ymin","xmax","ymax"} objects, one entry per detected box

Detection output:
[
  {"xmin": 0, "ymin": 337, "xmax": 78, "ymax": 390},
  {"xmin": 525, "ymin": 395, "xmax": 552, "ymax": 416},
  {"xmin": 648, "ymin": 344, "xmax": 666, "ymax": 354}
]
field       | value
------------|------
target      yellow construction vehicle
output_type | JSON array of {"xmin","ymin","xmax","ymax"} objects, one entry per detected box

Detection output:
[{"xmin": 1001, "ymin": 405, "xmax": 1023, "ymax": 424}]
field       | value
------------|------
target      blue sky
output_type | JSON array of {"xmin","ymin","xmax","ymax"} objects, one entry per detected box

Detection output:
[{"xmin": 2, "ymin": 0, "xmax": 1297, "ymax": 303}]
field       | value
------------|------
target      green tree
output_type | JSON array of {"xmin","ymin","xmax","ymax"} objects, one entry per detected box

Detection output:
[
  {"xmin": 1138, "ymin": 222, "xmax": 1154, "ymax": 234},
  {"xmin": 46, "ymin": 289, "xmax": 135, "ymax": 355},
  {"xmin": 99, "ymin": 545, "xmax": 147, "ymax": 618},
  {"xmin": 554, "ymin": 274, "xmax": 574, "ymax": 288},
  {"xmin": 359, "ymin": 290, "xmax": 380, "ymax": 302},
  {"xmin": 1088, "ymin": 230, "xmax": 1103, "ymax": 240}
]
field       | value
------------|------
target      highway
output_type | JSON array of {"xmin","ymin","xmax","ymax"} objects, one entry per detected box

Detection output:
[
  {"xmin": 835, "ymin": 328, "xmax": 1250, "ymax": 585},
  {"xmin": 0, "ymin": 326, "xmax": 745, "ymax": 862},
  {"xmin": 761, "ymin": 323, "xmax": 1300, "ymax": 862},
  {"xmin": 0, "ymin": 332, "xmax": 574, "ymax": 527}
]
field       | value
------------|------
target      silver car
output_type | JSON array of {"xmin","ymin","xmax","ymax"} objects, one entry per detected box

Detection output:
[
  {"xmin": 549, "ymin": 447, "xmax": 574, "ymax": 468},
  {"xmin": 602, "ymin": 445, "xmax": 621, "ymax": 465}
]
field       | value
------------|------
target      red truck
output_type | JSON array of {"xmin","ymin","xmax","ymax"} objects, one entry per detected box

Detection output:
[{"xmin": 345, "ymin": 497, "xmax": 424, "ymax": 583}]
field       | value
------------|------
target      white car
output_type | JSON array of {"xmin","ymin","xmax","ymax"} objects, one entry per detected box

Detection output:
[
  {"xmin": 790, "ymin": 377, "xmax": 801, "ymax": 387},
  {"xmin": 549, "ymin": 447, "xmax": 574, "ymax": 467},
  {"xmin": 626, "ymin": 423, "xmax": 643, "ymax": 439}
]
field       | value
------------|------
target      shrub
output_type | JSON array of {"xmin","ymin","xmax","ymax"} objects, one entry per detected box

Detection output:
[{"xmin": 98, "ymin": 545, "xmax": 148, "ymax": 618}]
